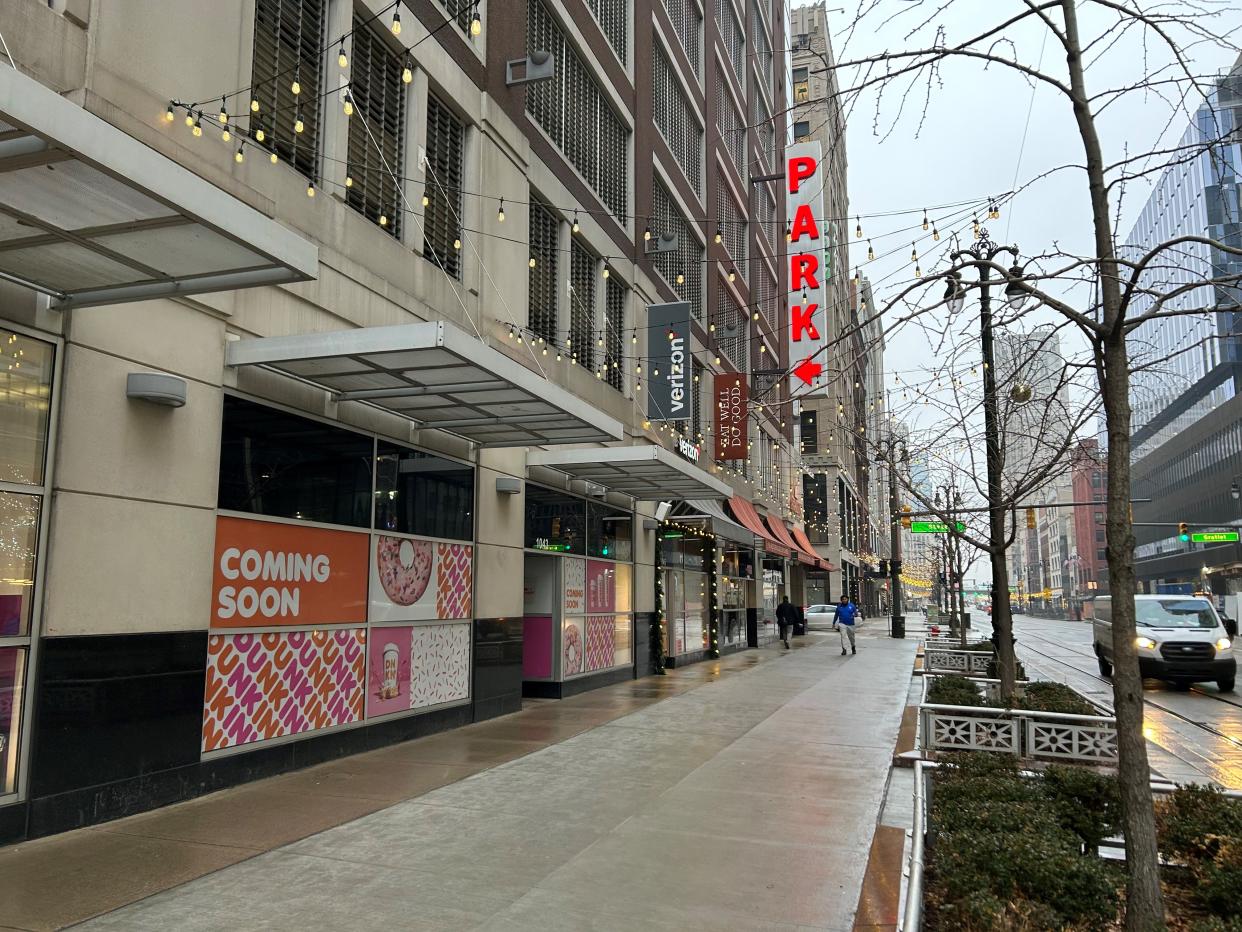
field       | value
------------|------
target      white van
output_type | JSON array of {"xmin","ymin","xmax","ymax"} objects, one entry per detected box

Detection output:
[{"xmin": 1092, "ymin": 594, "xmax": 1235, "ymax": 692}]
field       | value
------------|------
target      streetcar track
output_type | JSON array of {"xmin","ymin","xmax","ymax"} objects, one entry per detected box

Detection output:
[{"xmin": 1013, "ymin": 630, "xmax": 1242, "ymax": 752}]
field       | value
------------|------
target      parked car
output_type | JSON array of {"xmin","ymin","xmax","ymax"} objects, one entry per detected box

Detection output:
[
  {"xmin": 805, "ymin": 604, "xmax": 836, "ymax": 629},
  {"xmin": 1092, "ymin": 594, "xmax": 1235, "ymax": 692}
]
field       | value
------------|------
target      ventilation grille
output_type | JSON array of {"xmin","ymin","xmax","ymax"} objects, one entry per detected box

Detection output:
[
  {"xmin": 570, "ymin": 239, "xmax": 597, "ymax": 371},
  {"xmin": 528, "ymin": 197, "xmax": 559, "ymax": 343},
  {"xmin": 585, "ymin": 0, "xmax": 628, "ymax": 63},
  {"xmin": 527, "ymin": 0, "xmax": 630, "ymax": 218},
  {"xmin": 713, "ymin": 285, "xmax": 748, "ymax": 372},
  {"xmin": 716, "ymin": 0, "xmax": 745, "ymax": 90},
  {"xmin": 346, "ymin": 16, "xmax": 406, "ymax": 239},
  {"xmin": 423, "ymin": 94, "xmax": 464, "ymax": 279},
  {"xmin": 716, "ymin": 174, "xmax": 747, "ymax": 278},
  {"xmin": 716, "ymin": 80, "xmax": 746, "ymax": 180},
  {"xmin": 651, "ymin": 179, "xmax": 704, "ymax": 320},
  {"xmin": 661, "ymin": 0, "xmax": 702, "ymax": 73},
  {"xmin": 605, "ymin": 277, "xmax": 626, "ymax": 391},
  {"xmin": 251, "ymin": 0, "xmax": 325, "ymax": 181},
  {"xmin": 654, "ymin": 44, "xmax": 703, "ymax": 196}
]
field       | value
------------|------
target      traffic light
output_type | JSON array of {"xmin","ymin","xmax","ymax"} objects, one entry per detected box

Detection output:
[
  {"xmin": 879, "ymin": 559, "xmax": 889, "ymax": 577},
  {"xmin": 900, "ymin": 504, "xmax": 912, "ymax": 529},
  {"xmin": 1179, "ymin": 522, "xmax": 1190, "ymax": 542},
  {"xmin": 1026, "ymin": 507, "xmax": 1036, "ymax": 529}
]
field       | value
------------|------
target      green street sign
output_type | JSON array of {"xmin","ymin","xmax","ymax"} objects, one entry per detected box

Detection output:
[
  {"xmin": 1191, "ymin": 531, "xmax": 1240, "ymax": 543},
  {"xmin": 911, "ymin": 521, "xmax": 967, "ymax": 534}
]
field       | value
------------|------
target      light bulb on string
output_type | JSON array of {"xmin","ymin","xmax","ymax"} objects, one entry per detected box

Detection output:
[
  {"xmin": 291, "ymin": 75, "xmax": 301, "ymax": 96},
  {"xmin": 345, "ymin": 174, "xmax": 354, "ymax": 188},
  {"xmin": 343, "ymin": 92, "xmax": 354, "ymax": 116},
  {"xmin": 338, "ymin": 41, "xmax": 348, "ymax": 69},
  {"xmin": 306, "ymin": 181, "xmax": 316, "ymax": 198},
  {"xmin": 294, "ymin": 110, "xmax": 305, "ymax": 134},
  {"xmin": 391, "ymin": 9, "xmax": 402, "ymax": 34},
  {"xmin": 470, "ymin": 7, "xmax": 482, "ymax": 36},
  {"xmin": 572, "ymin": 213, "xmax": 580, "ymax": 234},
  {"xmin": 221, "ymin": 126, "xmax": 231, "ymax": 143},
  {"xmin": 644, "ymin": 226, "xmax": 651, "ymax": 241},
  {"xmin": 192, "ymin": 112, "xmax": 203, "ymax": 137},
  {"xmin": 164, "ymin": 103, "xmax": 176, "ymax": 123},
  {"xmin": 497, "ymin": 198, "xmax": 505, "ymax": 222},
  {"xmin": 932, "ymin": 224, "xmax": 940, "ymax": 241},
  {"xmin": 529, "ymin": 256, "xmax": 537, "ymax": 269},
  {"xmin": 922, "ymin": 210, "xmax": 929, "ymax": 231},
  {"xmin": 255, "ymin": 128, "xmax": 266, "ymax": 142},
  {"xmin": 184, "ymin": 111, "xmax": 195, "ymax": 128},
  {"xmin": 855, "ymin": 217, "xmax": 862, "ymax": 238},
  {"xmin": 219, "ymin": 100, "xmax": 229, "ymax": 125},
  {"xmin": 269, "ymin": 150, "xmax": 279, "ymax": 164},
  {"xmin": 250, "ymin": 97, "xmax": 260, "ymax": 113},
  {"xmin": 234, "ymin": 145, "xmax": 245, "ymax": 164},
  {"xmin": 867, "ymin": 240, "xmax": 875, "ymax": 262},
  {"xmin": 453, "ymin": 237, "xmax": 462, "ymax": 250}
]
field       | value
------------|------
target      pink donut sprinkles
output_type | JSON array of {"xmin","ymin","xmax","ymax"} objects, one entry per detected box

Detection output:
[{"xmin": 376, "ymin": 536, "xmax": 433, "ymax": 606}]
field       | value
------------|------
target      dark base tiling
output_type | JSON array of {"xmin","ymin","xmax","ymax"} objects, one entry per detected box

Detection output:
[
  {"xmin": 522, "ymin": 665, "xmax": 635, "ymax": 699},
  {"xmin": 21, "ymin": 703, "xmax": 472, "ymax": 841},
  {"xmin": 664, "ymin": 648, "xmax": 708, "ymax": 668}
]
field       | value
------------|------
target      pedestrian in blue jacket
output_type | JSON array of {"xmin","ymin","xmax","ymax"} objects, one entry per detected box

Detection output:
[{"xmin": 833, "ymin": 595, "xmax": 858, "ymax": 655}]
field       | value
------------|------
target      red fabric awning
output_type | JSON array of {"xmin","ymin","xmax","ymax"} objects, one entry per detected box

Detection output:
[
  {"xmin": 791, "ymin": 525, "xmax": 835, "ymax": 572},
  {"xmin": 727, "ymin": 496, "xmax": 791, "ymax": 557},
  {"xmin": 765, "ymin": 516, "xmax": 814, "ymax": 565}
]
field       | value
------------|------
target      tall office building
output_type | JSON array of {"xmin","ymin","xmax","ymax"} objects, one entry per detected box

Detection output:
[
  {"xmin": 0, "ymin": 0, "xmax": 802, "ymax": 842},
  {"xmin": 1126, "ymin": 55, "xmax": 1242, "ymax": 593},
  {"xmin": 790, "ymin": 2, "xmax": 880, "ymax": 607}
]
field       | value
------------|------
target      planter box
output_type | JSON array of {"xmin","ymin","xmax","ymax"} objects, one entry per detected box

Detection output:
[
  {"xmin": 922, "ymin": 647, "xmax": 993, "ymax": 676},
  {"xmin": 918, "ymin": 675, "xmax": 1118, "ymax": 765}
]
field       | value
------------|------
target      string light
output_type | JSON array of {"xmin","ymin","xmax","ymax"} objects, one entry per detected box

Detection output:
[
  {"xmin": 644, "ymin": 226, "xmax": 652, "ymax": 241},
  {"xmin": 221, "ymin": 126, "xmax": 231, "ymax": 143},
  {"xmin": 307, "ymin": 181, "xmax": 316, "ymax": 198},
  {"xmin": 932, "ymin": 223, "xmax": 940, "ymax": 241},
  {"xmin": 714, "ymin": 228, "xmax": 723, "ymax": 244},
  {"xmin": 184, "ymin": 111, "xmax": 195, "ymax": 128},
  {"xmin": 343, "ymin": 91, "xmax": 354, "ymax": 116},
  {"xmin": 922, "ymin": 210, "xmax": 929, "ymax": 231},
  {"xmin": 338, "ymin": 41, "xmax": 348, "ymax": 69},
  {"xmin": 728, "ymin": 267, "xmax": 736, "ymax": 282},
  {"xmin": 234, "ymin": 144, "xmax": 245, "ymax": 164},
  {"xmin": 345, "ymin": 174, "xmax": 354, "ymax": 188},
  {"xmin": 250, "ymin": 97, "xmax": 260, "ymax": 113},
  {"xmin": 470, "ymin": 6, "xmax": 482, "ymax": 36},
  {"xmin": 255, "ymin": 128, "xmax": 266, "ymax": 142},
  {"xmin": 497, "ymin": 198, "xmax": 505, "ymax": 222},
  {"xmin": 291, "ymin": 75, "xmax": 301, "ymax": 96},
  {"xmin": 572, "ymin": 213, "xmax": 580, "ymax": 234},
  {"xmin": 269, "ymin": 150, "xmax": 278, "ymax": 164},
  {"xmin": 294, "ymin": 110, "xmax": 305, "ymax": 134},
  {"xmin": 529, "ymin": 256, "xmax": 537, "ymax": 269},
  {"xmin": 867, "ymin": 240, "xmax": 875, "ymax": 261},
  {"xmin": 855, "ymin": 216, "xmax": 862, "ymax": 238},
  {"xmin": 218, "ymin": 100, "xmax": 229, "ymax": 125},
  {"xmin": 192, "ymin": 112, "xmax": 203, "ymax": 137},
  {"xmin": 379, "ymin": 213, "xmax": 389, "ymax": 227},
  {"xmin": 391, "ymin": 8, "xmax": 402, "ymax": 35},
  {"xmin": 402, "ymin": 61, "xmax": 413, "ymax": 84},
  {"xmin": 164, "ymin": 103, "xmax": 176, "ymax": 123}
]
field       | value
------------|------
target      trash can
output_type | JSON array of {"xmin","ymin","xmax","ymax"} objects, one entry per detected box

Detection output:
[{"xmin": 890, "ymin": 614, "xmax": 905, "ymax": 639}]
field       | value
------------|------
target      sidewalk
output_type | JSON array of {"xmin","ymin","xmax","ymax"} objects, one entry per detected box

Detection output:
[{"xmin": 2, "ymin": 630, "xmax": 915, "ymax": 931}]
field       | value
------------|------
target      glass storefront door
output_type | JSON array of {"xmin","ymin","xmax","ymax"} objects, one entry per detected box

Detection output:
[{"xmin": 0, "ymin": 326, "xmax": 56, "ymax": 799}]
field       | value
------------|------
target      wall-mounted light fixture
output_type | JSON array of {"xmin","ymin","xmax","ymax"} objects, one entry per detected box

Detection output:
[
  {"xmin": 506, "ymin": 51, "xmax": 555, "ymax": 86},
  {"xmin": 126, "ymin": 372, "xmax": 186, "ymax": 407},
  {"xmin": 496, "ymin": 477, "xmax": 522, "ymax": 495}
]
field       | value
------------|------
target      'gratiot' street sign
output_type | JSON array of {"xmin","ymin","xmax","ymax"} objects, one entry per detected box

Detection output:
[
  {"xmin": 1191, "ymin": 531, "xmax": 1240, "ymax": 543},
  {"xmin": 911, "ymin": 521, "xmax": 967, "ymax": 534}
]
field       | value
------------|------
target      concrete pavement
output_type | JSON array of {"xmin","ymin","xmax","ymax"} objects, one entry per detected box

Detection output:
[{"xmin": 1, "ymin": 629, "xmax": 915, "ymax": 931}]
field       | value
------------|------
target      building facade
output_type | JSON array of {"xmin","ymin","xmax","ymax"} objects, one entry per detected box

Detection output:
[
  {"xmin": 0, "ymin": 0, "xmax": 814, "ymax": 842},
  {"xmin": 1125, "ymin": 56, "xmax": 1242, "ymax": 596},
  {"xmin": 789, "ymin": 2, "xmax": 876, "ymax": 609}
]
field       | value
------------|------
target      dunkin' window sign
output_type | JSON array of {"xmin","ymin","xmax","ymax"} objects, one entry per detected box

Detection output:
[{"xmin": 211, "ymin": 516, "xmax": 368, "ymax": 628}]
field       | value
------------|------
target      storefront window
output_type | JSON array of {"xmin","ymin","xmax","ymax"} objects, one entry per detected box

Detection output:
[
  {"xmin": 218, "ymin": 396, "xmax": 373, "ymax": 528},
  {"xmin": 374, "ymin": 443, "xmax": 473, "ymax": 541},
  {"xmin": 525, "ymin": 485, "xmax": 585, "ymax": 554},
  {"xmin": 0, "ymin": 330, "xmax": 54, "ymax": 486},
  {"xmin": 0, "ymin": 648, "xmax": 24, "ymax": 794},
  {"xmin": 0, "ymin": 493, "xmax": 39, "ymax": 637},
  {"xmin": 587, "ymin": 501, "xmax": 632, "ymax": 561}
]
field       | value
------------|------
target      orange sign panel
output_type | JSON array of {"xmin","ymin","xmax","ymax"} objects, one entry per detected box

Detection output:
[{"xmin": 211, "ymin": 516, "xmax": 369, "ymax": 628}]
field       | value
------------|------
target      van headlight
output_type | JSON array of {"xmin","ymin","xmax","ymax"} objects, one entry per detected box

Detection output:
[
  {"xmin": 1217, "ymin": 638, "xmax": 1233, "ymax": 652},
  {"xmin": 1136, "ymin": 636, "xmax": 1157, "ymax": 650}
]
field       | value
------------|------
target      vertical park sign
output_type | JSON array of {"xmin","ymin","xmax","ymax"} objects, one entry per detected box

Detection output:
[{"xmin": 786, "ymin": 141, "xmax": 827, "ymax": 393}]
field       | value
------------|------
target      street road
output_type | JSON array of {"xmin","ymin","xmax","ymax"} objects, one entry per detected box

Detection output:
[{"xmin": 1000, "ymin": 614, "xmax": 1242, "ymax": 790}]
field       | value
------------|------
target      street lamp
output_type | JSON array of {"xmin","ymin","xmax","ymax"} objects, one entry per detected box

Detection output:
[{"xmin": 946, "ymin": 229, "xmax": 1033, "ymax": 693}]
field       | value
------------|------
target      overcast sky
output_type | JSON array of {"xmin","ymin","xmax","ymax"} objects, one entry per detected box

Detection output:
[{"xmin": 795, "ymin": 0, "xmax": 1242, "ymax": 421}]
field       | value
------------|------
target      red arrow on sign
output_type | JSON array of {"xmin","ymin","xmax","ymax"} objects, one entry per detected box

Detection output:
[{"xmin": 792, "ymin": 358, "xmax": 823, "ymax": 385}]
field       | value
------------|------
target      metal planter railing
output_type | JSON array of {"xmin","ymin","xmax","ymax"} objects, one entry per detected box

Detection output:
[
  {"xmin": 918, "ymin": 701, "xmax": 1118, "ymax": 764},
  {"xmin": 922, "ymin": 647, "xmax": 993, "ymax": 676}
]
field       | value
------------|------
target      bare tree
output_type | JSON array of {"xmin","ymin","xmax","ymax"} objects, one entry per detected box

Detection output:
[{"xmin": 816, "ymin": 2, "xmax": 1242, "ymax": 926}]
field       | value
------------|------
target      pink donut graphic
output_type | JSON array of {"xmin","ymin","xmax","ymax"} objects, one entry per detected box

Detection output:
[
  {"xmin": 564, "ymin": 623, "xmax": 583, "ymax": 676},
  {"xmin": 377, "ymin": 536, "xmax": 433, "ymax": 606}
]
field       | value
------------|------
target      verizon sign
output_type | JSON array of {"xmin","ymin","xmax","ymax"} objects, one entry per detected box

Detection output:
[
  {"xmin": 647, "ymin": 301, "xmax": 692, "ymax": 422},
  {"xmin": 786, "ymin": 142, "xmax": 827, "ymax": 393}
]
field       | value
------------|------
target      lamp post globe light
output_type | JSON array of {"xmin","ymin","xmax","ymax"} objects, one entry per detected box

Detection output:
[{"xmin": 943, "ymin": 228, "xmax": 1034, "ymax": 697}]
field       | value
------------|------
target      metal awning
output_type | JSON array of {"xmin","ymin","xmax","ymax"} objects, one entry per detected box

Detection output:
[
  {"xmin": 683, "ymin": 499, "xmax": 755, "ymax": 546},
  {"xmin": 527, "ymin": 446, "xmax": 732, "ymax": 500},
  {"xmin": 791, "ymin": 524, "xmax": 835, "ymax": 572},
  {"xmin": 227, "ymin": 320, "xmax": 625, "ymax": 446},
  {"xmin": 728, "ymin": 496, "xmax": 790, "ymax": 557},
  {"xmin": 0, "ymin": 65, "xmax": 317, "ymax": 308}
]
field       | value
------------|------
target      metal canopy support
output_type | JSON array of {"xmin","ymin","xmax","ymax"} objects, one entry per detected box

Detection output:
[
  {"xmin": 0, "ymin": 65, "xmax": 317, "ymax": 308},
  {"xmin": 226, "ymin": 320, "xmax": 625, "ymax": 448},
  {"xmin": 527, "ymin": 446, "xmax": 732, "ymax": 501}
]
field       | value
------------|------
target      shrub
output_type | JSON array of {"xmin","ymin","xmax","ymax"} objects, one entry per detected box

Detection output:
[
  {"xmin": 1194, "ymin": 917, "xmax": 1242, "ymax": 932},
  {"xmin": 1042, "ymin": 764, "xmax": 1121, "ymax": 851},
  {"xmin": 1197, "ymin": 837, "xmax": 1242, "ymax": 917},
  {"xmin": 929, "ymin": 826, "xmax": 1120, "ymax": 929},
  {"xmin": 1016, "ymin": 681, "xmax": 1099, "ymax": 716},
  {"xmin": 926, "ymin": 674, "xmax": 985, "ymax": 707},
  {"xmin": 1155, "ymin": 784, "xmax": 1242, "ymax": 864}
]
